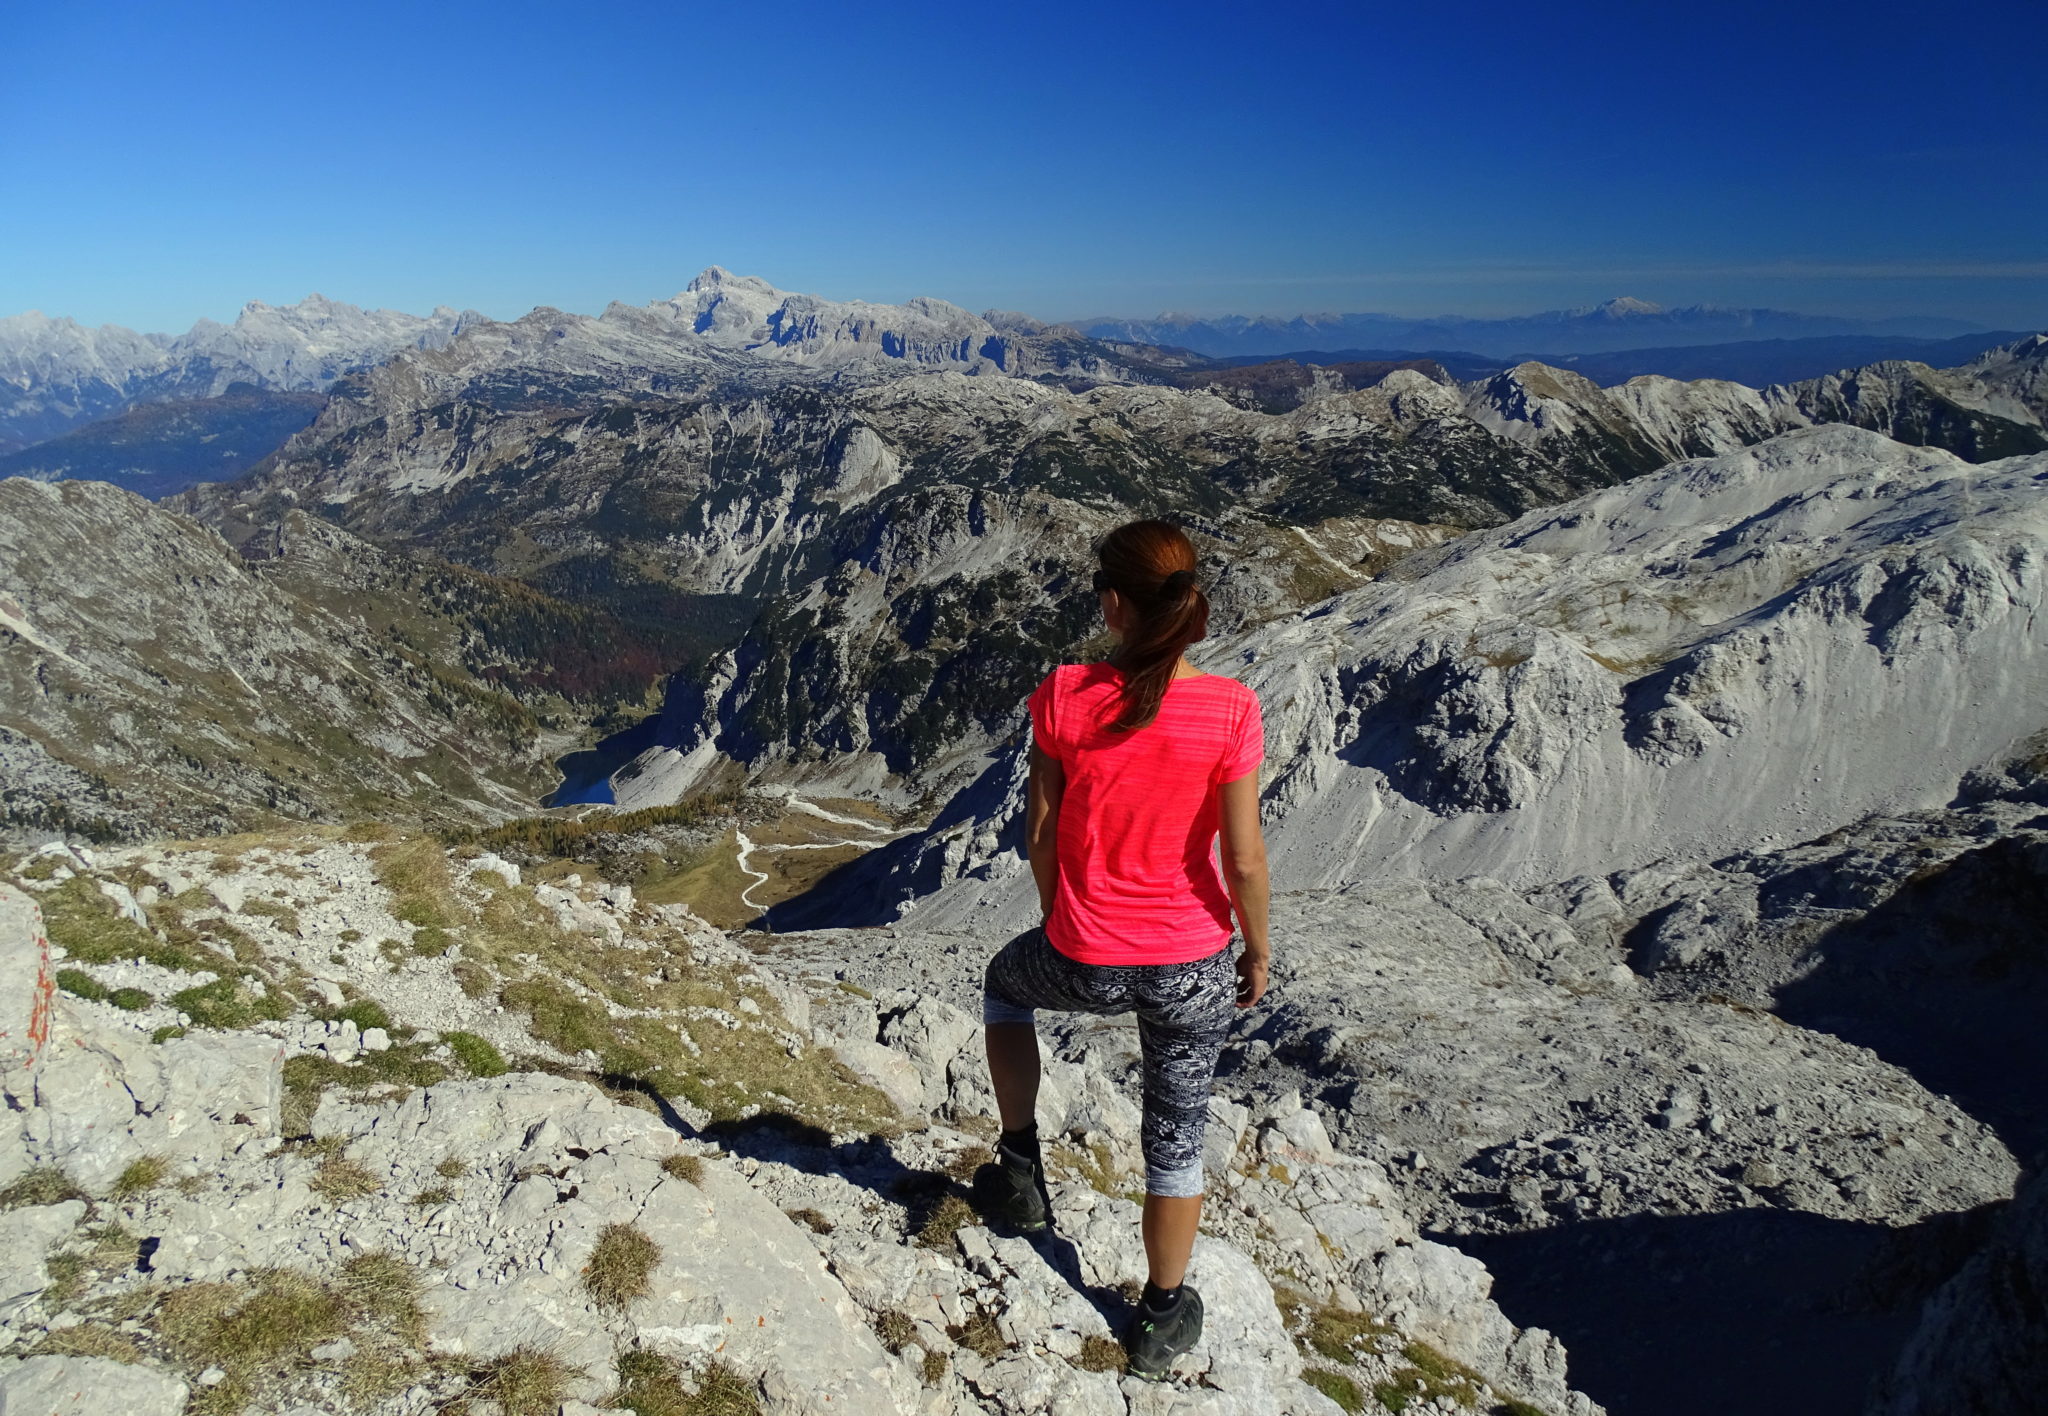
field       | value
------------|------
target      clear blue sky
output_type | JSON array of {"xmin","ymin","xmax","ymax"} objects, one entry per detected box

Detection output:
[{"xmin": 5, "ymin": 0, "xmax": 2044, "ymax": 332}]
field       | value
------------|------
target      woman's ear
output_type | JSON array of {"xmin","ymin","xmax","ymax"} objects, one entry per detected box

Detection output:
[{"xmin": 1099, "ymin": 588, "xmax": 1124, "ymax": 633}]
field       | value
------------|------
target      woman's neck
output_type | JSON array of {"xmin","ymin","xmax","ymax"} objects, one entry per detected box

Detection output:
[{"xmin": 1108, "ymin": 650, "xmax": 1203, "ymax": 679}]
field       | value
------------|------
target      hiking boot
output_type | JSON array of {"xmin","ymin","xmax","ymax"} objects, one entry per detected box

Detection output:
[
  {"xmin": 1124, "ymin": 1286, "xmax": 1203, "ymax": 1381},
  {"xmin": 969, "ymin": 1152, "xmax": 1048, "ymax": 1233}
]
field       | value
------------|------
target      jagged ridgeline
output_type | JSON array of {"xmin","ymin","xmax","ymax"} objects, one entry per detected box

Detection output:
[
  {"xmin": 175, "ymin": 326, "xmax": 2046, "ymax": 816},
  {"xmin": 6, "ymin": 267, "xmax": 2046, "ymax": 849}
]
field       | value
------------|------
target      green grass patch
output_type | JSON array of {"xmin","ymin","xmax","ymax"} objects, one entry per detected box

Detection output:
[
  {"xmin": 108, "ymin": 986, "xmax": 151, "ymax": 1010},
  {"xmin": 169, "ymin": 975, "xmax": 289, "ymax": 1031},
  {"xmin": 361, "ymin": 831, "xmax": 896, "ymax": 1136},
  {"xmin": 156, "ymin": 1257, "xmax": 428, "ymax": 1415},
  {"xmin": 336, "ymin": 1250, "xmax": 427, "ymax": 1349},
  {"xmin": 151, "ymin": 1025, "xmax": 187, "ymax": 1043},
  {"xmin": 158, "ymin": 1269, "xmax": 350, "ymax": 1413},
  {"xmin": 1276, "ymin": 1285, "xmax": 1397, "ymax": 1367},
  {"xmin": 280, "ymin": 1043, "xmax": 450, "ymax": 1135},
  {"xmin": 1308, "ymin": 1367, "xmax": 1366, "ymax": 1412},
  {"xmin": 330, "ymin": 999, "xmax": 392, "ymax": 1033},
  {"xmin": 1372, "ymin": 1340, "xmax": 1492, "ymax": 1412},
  {"xmin": 42, "ymin": 1251, "xmax": 91, "ymax": 1306},
  {"xmin": 33, "ymin": 875, "xmax": 215, "ymax": 972},
  {"xmin": 444, "ymin": 1030, "xmax": 507, "ymax": 1077},
  {"xmin": 238, "ymin": 897, "xmax": 302, "ymax": 935},
  {"xmin": 56, "ymin": 968, "xmax": 108, "ymax": 1002}
]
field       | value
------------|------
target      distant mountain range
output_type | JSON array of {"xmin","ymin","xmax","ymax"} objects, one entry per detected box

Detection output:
[
  {"xmin": 0, "ymin": 297, "xmax": 477, "ymax": 454},
  {"xmin": 1070, "ymin": 297, "xmax": 1991, "ymax": 360},
  {"xmin": 3, "ymin": 274, "xmax": 2038, "ymax": 503}
]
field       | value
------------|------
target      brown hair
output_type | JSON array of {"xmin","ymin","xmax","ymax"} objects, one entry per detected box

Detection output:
[{"xmin": 1093, "ymin": 519, "xmax": 1210, "ymax": 732}]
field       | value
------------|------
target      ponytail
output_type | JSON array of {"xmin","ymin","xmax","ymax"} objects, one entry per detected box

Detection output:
[{"xmin": 1092, "ymin": 520, "xmax": 1210, "ymax": 732}]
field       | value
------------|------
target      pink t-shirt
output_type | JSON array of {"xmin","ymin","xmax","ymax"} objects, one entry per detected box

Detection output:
[{"xmin": 1028, "ymin": 661, "xmax": 1265, "ymax": 965}]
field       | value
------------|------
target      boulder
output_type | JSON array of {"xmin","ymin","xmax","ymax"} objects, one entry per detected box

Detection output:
[
  {"xmin": 0, "ymin": 1356, "xmax": 189, "ymax": 1415},
  {"xmin": 23, "ymin": 1011, "xmax": 283, "ymax": 1192},
  {"xmin": 831, "ymin": 1039, "xmax": 923, "ymax": 1118},
  {"xmin": 0, "ymin": 1202, "xmax": 86, "ymax": 1310}
]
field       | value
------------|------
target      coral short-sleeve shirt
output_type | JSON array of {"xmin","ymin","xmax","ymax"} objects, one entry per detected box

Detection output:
[{"xmin": 1028, "ymin": 661, "xmax": 1265, "ymax": 965}]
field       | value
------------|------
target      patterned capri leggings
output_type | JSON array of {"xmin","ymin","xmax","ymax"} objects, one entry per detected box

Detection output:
[{"xmin": 981, "ymin": 924, "xmax": 1237, "ymax": 1198}]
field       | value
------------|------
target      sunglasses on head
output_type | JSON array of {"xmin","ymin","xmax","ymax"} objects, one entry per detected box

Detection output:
[{"xmin": 1091, "ymin": 569, "xmax": 1112, "ymax": 593}]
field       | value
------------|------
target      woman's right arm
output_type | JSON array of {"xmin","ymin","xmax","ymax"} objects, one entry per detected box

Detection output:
[{"xmin": 1217, "ymin": 771, "xmax": 1270, "ymax": 1007}]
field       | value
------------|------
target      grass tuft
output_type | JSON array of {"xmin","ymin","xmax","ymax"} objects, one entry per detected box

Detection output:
[
  {"xmin": 337, "ymin": 1251, "xmax": 427, "ymax": 1348},
  {"xmin": 661, "ymin": 1153, "xmax": 705, "ymax": 1185},
  {"xmin": 469, "ymin": 1347, "xmax": 581, "ymax": 1416},
  {"xmin": 112, "ymin": 1154, "xmax": 172, "ymax": 1198},
  {"xmin": 42, "ymin": 1252, "xmax": 90, "ymax": 1305},
  {"xmin": 916, "ymin": 1193, "xmax": 978, "ymax": 1251},
  {"xmin": 874, "ymin": 1310, "xmax": 915, "ymax": 1354},
  {"xmin": 946, "ymin": 1304, "xmax": 1008, "ymax": 1361},
  {"xmin": 32, "ymin": 1324, "xmax": 143, "ymax": 1364},
  {"xmin": 785, "ymin": 1206, "xmax": 833, "ymax": 1234},
  {"xmin": 0, "ymin": 1167, "xmax": 85, "ymax": 1210},
  {"xmin": 309, "ymin": 1147, "xmax": 382, "ymax": 1203},
  {"xmin": 436, "ymin": 1155, "xmax": 469, "ymax": 1179},
  {"xmin": 157, "ymin": 1268, "xmax": 350, "ymax": 1413},
  {"xmin": 611, "ymin": 1348, "xmax": 761, "ymax": 1415},
  {"xmin": 584, "ymin": 1222, "xmax": 662, "ymax": 1311},
  {"xmin": 1077, "ymin": 1334, "xmax": 1128, "ymax": 1373}
]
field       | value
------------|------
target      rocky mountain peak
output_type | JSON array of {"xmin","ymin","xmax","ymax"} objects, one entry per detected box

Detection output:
[{"xmin": 1593, "ymin": 296, "xmax": 1664, "ymax": 317}]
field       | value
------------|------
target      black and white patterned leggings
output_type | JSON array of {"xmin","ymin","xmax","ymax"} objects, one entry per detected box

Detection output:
[{"xmin": 982, "ymin": 924, "xmax": 1236, "ymax": 1198}]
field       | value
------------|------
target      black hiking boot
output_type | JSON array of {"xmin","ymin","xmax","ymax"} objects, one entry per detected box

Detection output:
[
  {"xmin": 969, "ymin": 1150, "xmax": 1048, "ymax": 1233},
  {"xmin": 1124, "ymin": 1286, "xmax": 1204, "ymax": 1380}
]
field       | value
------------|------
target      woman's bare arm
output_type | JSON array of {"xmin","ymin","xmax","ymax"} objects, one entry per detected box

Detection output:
[
  {"xmin": 1217, "ymin": 770, "xmax": 1270, "ymax": 1006},
  {"xmin": 1026, "ymin": 742, "xmax": 1066, "ymax": 920}
]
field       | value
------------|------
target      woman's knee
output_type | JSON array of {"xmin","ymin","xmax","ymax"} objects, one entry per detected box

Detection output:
[{"xmin": 981, "ymin": 992, "xmax": 1037, "ymax": 1027}]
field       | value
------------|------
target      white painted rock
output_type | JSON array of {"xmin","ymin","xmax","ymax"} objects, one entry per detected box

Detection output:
[{"xmin": 0, "ymin": 887, "xmax": 53, "ymax": 1089}]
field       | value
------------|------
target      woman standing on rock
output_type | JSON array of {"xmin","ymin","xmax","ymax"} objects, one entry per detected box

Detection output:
[{"xmin": 975, "ymin": 517, "xmax": 1271, "ymax": 1380}]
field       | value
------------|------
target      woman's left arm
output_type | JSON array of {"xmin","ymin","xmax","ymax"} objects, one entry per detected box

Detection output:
[{"xmin": 1026, "ymin": 742, "xmax": 1065, "ymax": 920}]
